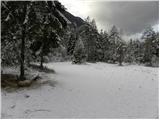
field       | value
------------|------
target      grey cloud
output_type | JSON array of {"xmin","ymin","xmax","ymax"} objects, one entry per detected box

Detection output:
[{"xmin": 89, "ymin": 1, "xmax": 159, "ymax": 35}]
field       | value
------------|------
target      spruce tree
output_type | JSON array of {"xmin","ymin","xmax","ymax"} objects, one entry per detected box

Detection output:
[
  {"xmin": 116, "ymin": 42, "xmax": 126, "ymax": 66},
  {"xmin": 30, "ymin": 1, "xmax": 69, "ymax": 69},
  {"xmin": 78, "ymin": 17, "xmax": 99, "ymax": 62},
  {"xmin": 125, "ymin": 39, "xmax": 135, "ymax": 63},
  {"xmin": 1, "ymin": 1, "xmax": 34, "ymax": 80},
  {"xmin": 67, "ymin": 25, "xmax": 77, "ymax": 55},
  {"xmin": 108, "ymin": 25, "xmax": 122, "ymax": 63},
  {"xmin": 1, "ymin": 1, "xmax": 70, "ymax": 79},
  {"xmin": 72, "ymin": 37, "xmax": 86, "ymax": 64},
  {"xmin": 141, "ymin": 27, "xmax": 157, "ymax": 66}
]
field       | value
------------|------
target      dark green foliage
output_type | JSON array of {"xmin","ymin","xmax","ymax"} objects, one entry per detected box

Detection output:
[
  {"xmin": 124, "ymin": 39, "xmax": 135, "ymax": 63},
  {"xmin": 67, "ymin": 33, "xmax": 77, "ymax": 55},
  {"xmin": 116, "ymin": 42, "xmax": 126, "ymax": 66},
  {"xmin": 72, "ymin": 38, "xmax": 86, "ymax": 64},
  {"xmin": 78, "ymin": 22, "xmax": 98, "ymax": 62},
  {"xmin": 125, "ymin": 40, "xmax": 145, "ymax": 64},
  {"xmin": 142, "ymin": 27, "xmax": 159, "ymax": 66},
  {"xmin": 1, "ymin": 1, "xmax": 69, "ymax": 79},
  {"xmin": 1, "ymin": 1, "xmax": 33, "ymax": 80},
  {"xmin": 28, "ymin": 1, "xmax": 69, "ymax": 69}
]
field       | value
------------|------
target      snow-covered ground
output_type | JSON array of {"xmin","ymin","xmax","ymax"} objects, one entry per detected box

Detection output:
[{"xmin": 1, "ymin": 62, "xmax": 159, "ymax": 118}]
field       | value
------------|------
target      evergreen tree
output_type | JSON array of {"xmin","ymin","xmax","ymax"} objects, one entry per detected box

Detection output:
[
  {"xmin": 1, "ymin": 1, "xmax": 35, "ymax": 80},
  {"xmin": 141, "ymin": 27, "xmax": 157, "ymax": 66},
  {"xmin": 72, "ymin": 37, "xmax": 86, "ymax": 64},
  {"xmin": 30, "ymin": 1, "xmax": 69, "ymax": 69},
  {"xmin": 67, "ymin": 24, "xmax": 77, "ymax": 55},
  {"xmin": 1, "ymin": 1, "xmax": 69, "ymax": 79},
  {"xmin": 124, "ymin": 39, "xmax": 135, "ymax": 63},
  {"xmin": 151, "ymin": 32, "xmax": 159, "ymax": 66},
  {"xmin": 99, "ymin": 30, "xmax": 110, "ymax": 62},
  {"xmin": 108, "ymin": 25, "xmax": 122, "ymax": 63},
  {"xmin": 133, "ymin": 39, "xmax": 144, "ymax": 63},
  {"xmin": 116, "ymin": 42, "xmax": 126, "ymax": 66},
  {"xmin": 79, "ymin": 17, "xmax": 99, "ymax": 62}
]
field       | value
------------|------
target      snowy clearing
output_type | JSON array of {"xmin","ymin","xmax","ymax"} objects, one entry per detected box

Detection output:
[{"xmin": 1, "ymin": 62, "xmax": 159, "ymax": 118}]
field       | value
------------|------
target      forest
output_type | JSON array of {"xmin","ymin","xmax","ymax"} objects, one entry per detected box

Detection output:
[
  {"xmin": 1, "ymin": 1, "xmax": 159, "ymax": 80},
  {"xmin": 1, "ymin": 1, "xmax": 159, "ymax": 119}
]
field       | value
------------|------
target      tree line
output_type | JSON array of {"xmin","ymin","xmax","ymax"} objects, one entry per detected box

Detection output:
[{"xmin": 63, "ymin": 16, "xmax": 159, "ymax": 66}]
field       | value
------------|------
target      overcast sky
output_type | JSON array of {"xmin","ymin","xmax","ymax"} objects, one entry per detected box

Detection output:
[{"xmin": 59, "ymin": 0, "xmax": 159, "ymax": 40}]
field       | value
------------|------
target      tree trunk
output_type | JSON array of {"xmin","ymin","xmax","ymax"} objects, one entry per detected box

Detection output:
[
  {"xmin": 119, "ymin": 50, "xmax": 123, "ymax": 66},
  {"xmin": 40, "ymin": 43, "xmax": 44, "ymax": 69},
  {"xmin": 40, "ymin": 51, "xmax": 44, "ymax": 69},
  {"xmin": 20, "ymin": 25, "xmax": 26, "ymax": 80},
  {"xmin": 19, "ymin": 3, "xmax": 28, "ymax": 80},
  {"xmin": 119, "ymin": 59, "xmax": 122, "ymax": 66}
]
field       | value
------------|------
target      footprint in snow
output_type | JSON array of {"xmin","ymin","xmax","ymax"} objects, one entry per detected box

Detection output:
[
  {"xmin": 11, "ymin": 105, "xmax": 15, "ymax": 109},
  {"xmin": 139, "ymin": 86, "xmax": 142, "ymax": 88},
  {"xmin": 24, "ymin": 94, "xmax": 30, "ymax": 98}
]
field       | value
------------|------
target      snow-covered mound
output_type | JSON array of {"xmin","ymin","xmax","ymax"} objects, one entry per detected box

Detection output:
[{"xmin": 1, "ymin": 62, "xmax": 158, "ymax": 118}]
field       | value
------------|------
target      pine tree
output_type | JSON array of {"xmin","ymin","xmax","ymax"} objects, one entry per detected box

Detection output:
[
  {"xmin": 78, "ymin": 17, "xmax": 99, "ymax": 62},
  {"xmin": 30, "ymin": 1, "xmax": 69, "ymax": 69},
  {"xmin": 125, "ymin": 39, "xmax": 135, "ymax": 63},
  {"xmin": 151, "ymin": 32, "xmax": 159, "ymax": 66},
  {"xmin": 67, "ymin": 24, "xmax": 77, "ymax": 55},
  {"xmin": 141, "ymin": 27, "xmax": 157, "ymax": 66},
  {"xmin": 1, "ymin": 1, "xmax": 35, "ymax": 80},
  {"xmin": 1, "ymin": 1, "xmax": 70, "ymax": 79},
  {"xmin": 116, "ymin": 42, "xmax": 126, "ymax": 66},
  {"xmin": 72, "ymin": 37, "xmax": 86, "ymax": 64},
  {"xmin": 99, "ymin": 30, "xmax": 110, "ymax": 62},
  {"xmin": 108, "ymin": 25, "xmax": 122, "ymax": 63}
]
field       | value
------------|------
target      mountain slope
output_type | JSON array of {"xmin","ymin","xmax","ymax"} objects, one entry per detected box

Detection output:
[{"xmin": 62, "ymin": 10, "xmax": 85, "ymax": 27}]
